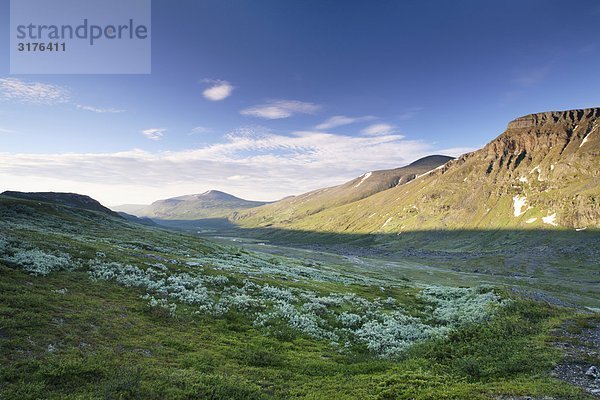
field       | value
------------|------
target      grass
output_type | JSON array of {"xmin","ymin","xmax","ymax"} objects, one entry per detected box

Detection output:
[
  {"xmin": 0, "ymin": 266, "xmax": 591, "ymax": 399},
  {"xmin": 0, "ymin": 195, "xmax": 597, "ymax": 399}
]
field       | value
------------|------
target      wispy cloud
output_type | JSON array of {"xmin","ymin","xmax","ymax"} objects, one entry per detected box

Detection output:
[
  {"xmin": 0, "ymin": 127, "xmax": 471, "ymax": 204},
  {"xmin": 241, "ymin": 100, "xmax": 321, "ymax": 119},
  {"xmin": 202, "ymin": 79, "xmax": 234, "ymax": 101},
  {"xmin": 76, "ymin": 104, "xmax": 125, "ymax": 113},
  {"xmin": 361, "ymin": 123, "xmax": 397, "ymax": 136},
  {"xmin": 189, "ymin": 126, "xmax": 212, "ymax": 135},
  {"xmin": 141, "ymin": 128, "xmax": 166, "ymax": 141},
  {"xmin": 511, "ymin": 66, "xmax": 550, "ymax": 87},
  {"xmin": 398, "ymin": 107, "xmax": 424, "ymax": 120},
  {"xmin": 315, "ymin": 115, "xmax": 374, "ymax": 130},
  {"xmin": 0, "ymin": 128, "xmax": 15, "ymax": 134},
  {"xmin": 0, "ymin": 78, "xmax": 70, "ymax": 104}
]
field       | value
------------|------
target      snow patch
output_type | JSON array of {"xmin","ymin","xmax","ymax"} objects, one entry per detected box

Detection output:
[
  {"xmin": 415, "ymin": 164, "xmax": 445, "ymax": 179},
  {"xmin": 525, "ymin": 217, "xmax": 537, "ymax": 224},
  {"xmin": 575, "ymin": 227, "xmax": 587, "ymax": 232},
  {"xmin": 513, "ymin": 195, "xmax": 527, "ymax": 217},
  {"xmin": 530, "ymin": 166, "xmax": 540, "ymax": 174},
  {"xmin": 580, "ymin": 133, "xmax": 591, "ymax": 147},
  {"xmin": 580, "ymin": 124, "xmax": 597, "ymax": 148},
  {"xmin": 381, "ymin": 217, "xmax": 393, "ymax": 228},
  {"xmin": 354, "ymin": 172, "xmax": 372, "ymax": 188},
  {"xmin": 550, "ymin": 164, "xmax": 555, "ymax": 171},
  {"xmin": 542, "ymin": 213, "xmax": 557, "ymax": 226},
  {"xmin": 518, "ymin": 176, "xmax": 528, "ymax": 183}
]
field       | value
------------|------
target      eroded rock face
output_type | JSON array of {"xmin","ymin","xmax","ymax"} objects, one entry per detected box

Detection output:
[
  {"xmin": 487, "ymin": 108, "xmax": 599, "ymax": 161},
  {"xmin": 465, "ymin": 108, "xmax": 600, "ymax": 228},
  {"xmin": 508, "ymin": 108, "xmax": 600, "ymax": 130}
]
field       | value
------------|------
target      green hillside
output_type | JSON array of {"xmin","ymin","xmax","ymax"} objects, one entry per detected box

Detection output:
[
  {"xmin": 233, "ymin": 155, "xmax": 453, "ymax": 227},
  {"xmin": 235, "ymin": 108, "xmax": 600, "ymax": 233}
]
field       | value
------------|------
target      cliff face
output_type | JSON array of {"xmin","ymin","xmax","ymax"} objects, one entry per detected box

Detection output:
[
  {"xmin": 474, "ymin": 108, "xmax": 600, "ymax": 228},
  {"xmin": 506, "ymin": 108, "xmax": 600, "ymax": 130},
  {"xmin": 485, "ymin": 108, "xmax": 599, "ymax": 163}
]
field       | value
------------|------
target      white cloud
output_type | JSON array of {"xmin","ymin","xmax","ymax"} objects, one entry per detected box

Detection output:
[
  {"xmin": 0, "ymin": 128, "xmax": 472, "ymax": 205},
  {"xmin": 141, "ymin": 128, "xmax": 166, "ymax": 141},
  {"xmin": 315, "ymin": 115, "xmax": 374, "ymax": 130},
  {"xmin": 190, "ymin": 126, "xmax": 212, "ymax": 135},
  {"xmin": 76, "ymin": 104, "xmax": 124, "ymax": 113},
  {"xmin": 202, "ymin": 80, "xmax": 234, "ymax": 101},
  {"xmin": 0, "ymin": 78, "xmax": 70, "ymax": 104},
  {"xmin": 361, "ymin": 123, "xmax": 397, "ymax": 136},
  {"xmin": 241, "ymin": 100, "xmax": 320, "ymax": 119}
]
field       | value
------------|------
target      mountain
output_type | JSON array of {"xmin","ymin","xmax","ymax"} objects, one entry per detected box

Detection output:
[
  {"xmin": 111, "ymin": 204, "xmax": 147, "ymax": 214},
  {"xmin": 1, "ymin": 191, "xmax": 121, "ymax": 218},
  {"xmin": 234, "ymin": 108, "xmax": 600, "ymax": 232},
  {"xmin": 233, "ymin": 155, "xmax": 454, "ymax": 227},
  {"xmin": 116, "ymin": 211, "xmax": 158, "ymax": 226},
  {"xmin": 132, "ymin": 190, "xmax": 269, "ymax": 220}
]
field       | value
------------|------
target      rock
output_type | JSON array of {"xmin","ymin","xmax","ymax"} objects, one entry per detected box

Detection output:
[{"xmin": 586, "ymin": 366, "xmax": 599, "ymax": 379}]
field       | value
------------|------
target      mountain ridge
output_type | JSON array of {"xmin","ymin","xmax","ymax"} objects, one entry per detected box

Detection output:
[
  {"xmin": 0, "ymin": 191, "xmax": 121, "ymax": 218},
  {"xmin": 232, "ymin": 155, "xmax": 454, "ymax": 227},
  {"xmin": 234, "ymin": 107, "xmax": 600, "ymax": 232}
]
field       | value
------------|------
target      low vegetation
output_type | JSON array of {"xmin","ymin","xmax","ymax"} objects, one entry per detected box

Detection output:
[{"xmin": 0, "ymin": 196, "xmax": 596, "ymax": 399}]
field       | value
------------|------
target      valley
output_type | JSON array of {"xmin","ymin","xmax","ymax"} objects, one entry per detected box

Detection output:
[
  {"xmin": 1, "ymin": 192, "xmax": 599, "ymax": 399},
  {"xmin": 1, "ymin": 108, "xmax": 599, "ymax": 399}
]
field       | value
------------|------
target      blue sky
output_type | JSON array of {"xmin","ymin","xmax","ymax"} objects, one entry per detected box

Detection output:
[{"xmin": 1, "ymin": 0, "xmax": 600, "ymax": 204}]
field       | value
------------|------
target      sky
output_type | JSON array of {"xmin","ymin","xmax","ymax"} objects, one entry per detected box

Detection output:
[{"xmin": 1, "ymin": 0, "xmax": 600, "ymax": 205}]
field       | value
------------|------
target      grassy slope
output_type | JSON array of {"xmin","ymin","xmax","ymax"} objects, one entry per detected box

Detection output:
[
  {"xmin": 233, "ymin": 156, "xmax": 453, "ymax": 228},
  {"xmin": 236, "ymin": 110, "xmax": 600, "ymax": 232},
  {"xmin": 0, "ymin": 196, "xmax": 596, "ymax": 399}
]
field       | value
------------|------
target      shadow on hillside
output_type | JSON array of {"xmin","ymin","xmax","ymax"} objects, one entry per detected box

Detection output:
[
  {"xmin": 151, "ymin": 218, "xmax": 237, "ymax": 231},
  {"xmin": 152, "ymin": 218, "xmax": 598, "ymax": 253},
  {"xmin": 152, "ymin": 220, "xmax": 600, "ymax": 306},
  {"xmin": 153, "ymin": 219, "xmax": 599, "ymax": 273}
]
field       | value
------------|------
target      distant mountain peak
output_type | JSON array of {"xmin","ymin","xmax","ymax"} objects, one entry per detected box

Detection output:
[
  {"xmin": 173, "ymin": 190, "xmax": 242, "ymax": 202},
  {"xmin": 407, "ymin": 155, "xmax": 454, "ymax": 168},
  {"xmin": 134, "ymin": 190, "xmax": 268, "ymax": 220}
]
